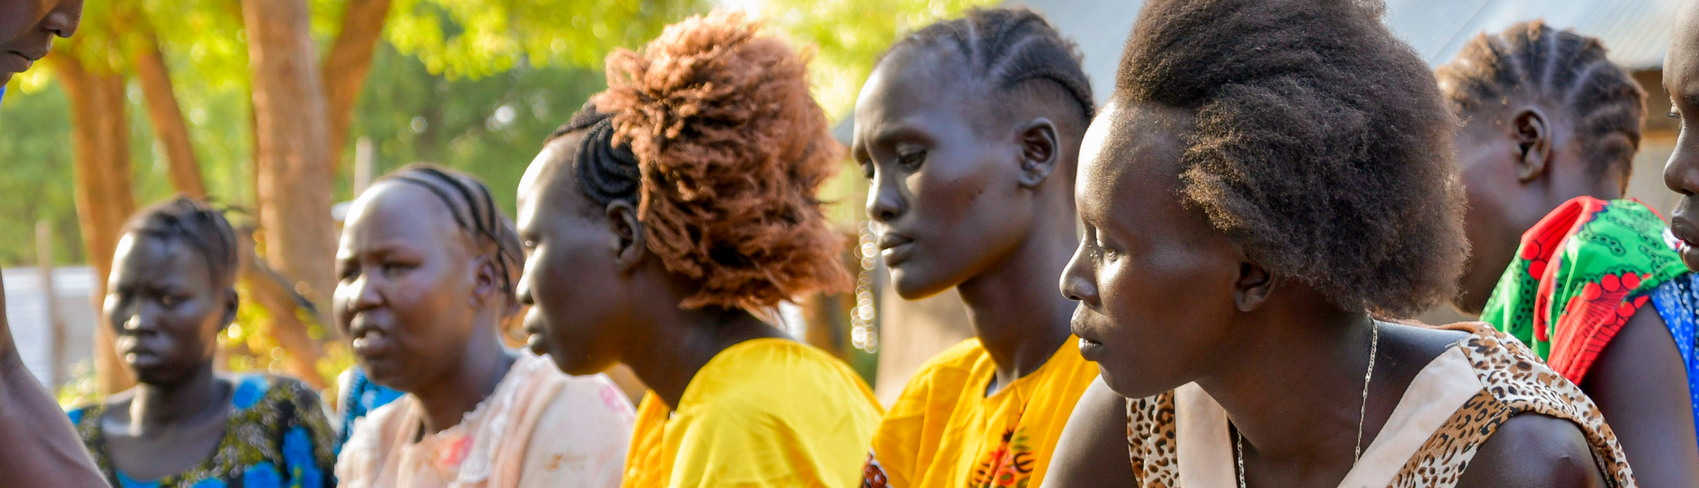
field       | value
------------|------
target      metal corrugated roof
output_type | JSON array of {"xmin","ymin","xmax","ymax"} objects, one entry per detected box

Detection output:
[{"xmin": 1385, "ymin": 0, "xmax": 1682, "ymax": 70}]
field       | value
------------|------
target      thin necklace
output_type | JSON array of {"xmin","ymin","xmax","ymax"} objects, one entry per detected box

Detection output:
[{"xmin": 1235, "ymin": 319, "xmax": 1379, "ymax": 488}]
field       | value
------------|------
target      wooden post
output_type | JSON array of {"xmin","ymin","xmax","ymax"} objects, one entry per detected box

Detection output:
[
  {"xmin": 354, "ymin": 136, "xmax": 374, "ymax": 196},
  {"xmin": 35, "ymin": 221, "xmax": 67, "ymax": 387}
]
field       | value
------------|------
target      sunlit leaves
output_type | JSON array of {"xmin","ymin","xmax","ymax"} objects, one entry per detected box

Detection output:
[
  {"xmin": 385, "ymin": 0, "xmax": 703, "ymax": 79},
  {"xmin": 728, "ymin": 0, "xmax": 998, "ymax": 118}
]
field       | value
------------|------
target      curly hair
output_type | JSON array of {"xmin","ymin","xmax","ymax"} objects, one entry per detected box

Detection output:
[
  {"xmin": 123, "ymin": 196, "xmax": 240, "ymax": 289},
  {"xmin": 886, "ymin": 7, "xmax": 1095, "ymax": 128},
  {"xmin": 556, "ymin": 10, "xmax": 851, "ymax": 310},
  {"xmin": 1436, "ymin": 20, "xmax": 1645, "ymax": 180},
  {"xmin": 378, "ymin": 164, "xmax": 526, "ymax": 316},
  {"xmin": 1117, "ymin": 0, "xmax": 1467, "ymax": 317}
]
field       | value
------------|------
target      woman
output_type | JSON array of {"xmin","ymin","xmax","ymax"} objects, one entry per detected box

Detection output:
[
  {"xmin": 514, "ymin": 11, "xmax": 882, "ymax": 488},
  {"xmin": 1667, "ymin": 0, "xmax": 1699, "ymax": 276},
  {"xmin": 0, "ymin": 0, "xmax": 104, "ymax": 486},
  {"xmin": 1043, "ymin": 0, "xmax": 1634, "ymax": 486},
  {"xmin": 1439, "ymin": 21, "xmax": 1699, "ymax": 486},
  {"xmin": 851, "ymin": 8, "xmax": 1099, "ymax": 488},
  {"xmin": 334, "ymin": 165, "xmax": 633, "ymax": 487},
  {"xmin": 68, "ymin": 197, "xmax": 337, "ymax": 488}
]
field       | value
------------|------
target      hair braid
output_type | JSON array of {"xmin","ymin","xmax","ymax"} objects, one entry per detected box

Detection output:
[
  {"xmin": 1437, "ymin": 20, "xmax": 1646, "ymax": 179},
  {"xmin": 123, "ymin": 197, "xmax": 241, "ymax": 289},
  {"xmin": 544, "ymin": 10, "xmax": 851, "ymax": 310},
  {"xmin": 888, "ymin": 7, "xmax": 1096, "ymax": 126},
  {"xmin": 379, "ymin": 164, "xmax": 526, "ymax": 315}
]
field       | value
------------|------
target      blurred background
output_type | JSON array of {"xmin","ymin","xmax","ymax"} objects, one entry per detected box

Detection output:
[{"xmin": 0, "ymin": 0, "xmax": 1686, "ymax": 408}]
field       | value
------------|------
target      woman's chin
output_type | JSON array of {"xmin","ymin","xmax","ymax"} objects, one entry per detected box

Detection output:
[{"xmin": 889, "ymin": 266, "xmax": 957, "ymax": 301}]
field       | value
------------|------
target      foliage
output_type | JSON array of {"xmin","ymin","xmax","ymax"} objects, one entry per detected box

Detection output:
[
  {"xmin": 13, "ymin": 0, "xmax": 1003, "ymax": 393},
  {"xmin": 340, "ymin": 43, "xmax": 607, "ymax": 216},
  {"xmin": 729, "ymin": 0, "xmax": 1000, "ymax": 119},
  {"xmin": 386, "ymin": 0, "xmax": 704, "ymax": 79}
]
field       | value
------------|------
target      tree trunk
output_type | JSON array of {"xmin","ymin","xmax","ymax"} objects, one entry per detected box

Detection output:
[
  {"xmin": 242, "ymin": 0, "xmax": 338, "ymax": 329},
  {"xmin": 322, "ymin": 0, "xmax": 392, "ymax": 172},
  {"xmin": 52, "ymin": 54, "xmax": 138, "ymax": 395},
  {"xmin": 235, "ymin": 227, "xmax": 328, "ymax": 388},
  {"xmin": 133, "ymin": 30, "xmax": 206, "ymax": 199}
]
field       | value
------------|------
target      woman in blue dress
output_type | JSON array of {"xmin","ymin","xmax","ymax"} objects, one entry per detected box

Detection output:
[{"xmin": 66, "ymin": 197, "xmax": 337, "ymax": 488}]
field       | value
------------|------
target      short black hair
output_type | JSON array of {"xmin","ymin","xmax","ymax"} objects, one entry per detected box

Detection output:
[
  {"xmin": 378, "ymin": 164, "xmax": 525, "ymax": 315},
  {"xmin": 122, "ymin": 197, "xmax": 240, "ymax": 289},
  {"xmin": 885, "ymin": 7, "xmax": 1095, "ymax": 129},
  {"xmin": 1437, "ymin": 20, "xmax": 1645, "ymax": 179},
  {"xmin": 1116, "ymin": 0, "xmax": 1466, "ymax": 317}
]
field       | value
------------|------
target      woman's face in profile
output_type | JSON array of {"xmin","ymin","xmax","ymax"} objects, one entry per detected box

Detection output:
[{"xmin": 1061, "ymin": 101, "xmax": 1246, "ymax": 399}]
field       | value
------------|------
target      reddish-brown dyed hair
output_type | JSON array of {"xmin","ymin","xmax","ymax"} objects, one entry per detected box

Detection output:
[{"xmin": 583, "ymin": 10, "xmax": 850, "ymax": 310}]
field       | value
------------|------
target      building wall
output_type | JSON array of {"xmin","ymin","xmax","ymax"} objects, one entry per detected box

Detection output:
[{"xmin": 2, "ymin": 267, "xmax": 96, "ymax": 388}]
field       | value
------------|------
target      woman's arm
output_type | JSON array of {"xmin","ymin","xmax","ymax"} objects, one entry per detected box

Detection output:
[
  {"xmin": 1457, "ymin": 414, "xmax": 1609, "ymax": 488},
  {"xmin": 1579, "ymin": 306, "xmax": 1699, "ymax": 488},
  {"xmin": 0, "ymin": 279, "xmax": 108, "ymax": 488},
  {"xmin": 1040, "ymin": 377, "xmax": 1140, "ymax": 488}
]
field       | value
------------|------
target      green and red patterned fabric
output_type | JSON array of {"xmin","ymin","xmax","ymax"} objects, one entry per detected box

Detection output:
[{"xmin": 1479, "ymin": 196, "xmax": 1691, "ymax": 384}]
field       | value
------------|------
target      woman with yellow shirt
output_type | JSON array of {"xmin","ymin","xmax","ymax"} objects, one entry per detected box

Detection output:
[
  {"xmin": 850, "ymin": 8, "xmax": 1099, "ymax": 488},
  {"xmin": 511, "ymin": 10, "xmax": 882, "ymax": 488}
]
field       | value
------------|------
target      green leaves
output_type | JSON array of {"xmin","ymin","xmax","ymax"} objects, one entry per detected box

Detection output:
[
  {"xmin": 385, "ymin": 0, "xmax": 702, "ymax": 79},
  {"xmin": 733, "ymin": 0, "xmax": 998, "ymax": 118}
]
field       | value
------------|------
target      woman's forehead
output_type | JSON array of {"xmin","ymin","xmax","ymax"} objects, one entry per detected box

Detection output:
[{"xmin": 346, "ymin": 182, "xmax": 474, "ymax": 250}]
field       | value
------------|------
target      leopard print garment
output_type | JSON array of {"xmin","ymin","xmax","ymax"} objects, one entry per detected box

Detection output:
[{"xmin": 1125, "ymin": 325, "xmax": 1636, "ymax": 488}]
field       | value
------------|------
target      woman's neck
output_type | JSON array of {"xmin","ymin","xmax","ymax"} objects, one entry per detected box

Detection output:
[
  {"xmin": 411, "ymin": 329, "xmax": 514, "ymax": 435},
  {"xmin": 956, "ymin": 215, "xmax": 1078, "ymax": 395},
  {"xmin": 1195, "ymin": 302, "xmax": 1385, "ymax": 479},
  {"xmin": 624, "ymin": 306, "xmax": 780, "ymax": 410},
  {"xmin": 129, "ymin": 364, "xmax": 224, "ymax": 434}
]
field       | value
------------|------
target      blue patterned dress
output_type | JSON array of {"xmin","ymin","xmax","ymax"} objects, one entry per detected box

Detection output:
[
  {"xmin": 67, "ymin": 374, "xmax": 338, "ymax": 488},
  {"xmin": 1652, "ymin": 271, "xmax": 1699, "ymax": 450}
]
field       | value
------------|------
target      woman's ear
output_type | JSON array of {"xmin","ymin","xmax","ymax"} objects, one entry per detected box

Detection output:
[
  {"xmin": 469, "ymin": 255, "xmax": 501, "ymax": 308},
  {"xmin": 607, "ymin": 201, "xmax": 647, "ymax": 272},
  {"xmin": 1233, "ymin": 260, "xmax": 1277, "ymax": 312},
  {"xmin": 220, "ymin": 287, "xmax": 239, "ymax": 331},
  {"xmin": 1017, "ymin": 117, "xmax": 1061, "ymax": 188},
  {"xmin": 1511, "ymin": 107, "xmax": 1552, "ymax": 183}
]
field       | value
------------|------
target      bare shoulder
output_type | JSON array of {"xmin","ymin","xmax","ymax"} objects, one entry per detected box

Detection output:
[
  {"xmin": 1456, "ymin": 414, "xmax": 1608, "ymax": 488},
  {"xmin": 1041, "ymin": 377, "xmax": 1141, "ymax": 488}
]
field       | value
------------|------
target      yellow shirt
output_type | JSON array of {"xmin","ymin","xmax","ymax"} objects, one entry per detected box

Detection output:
[
  {"xmin": 863, "ymin": 337, "xmax": 1098, "ymax": 488},
  {"xmin": 622, "ymin": 338, "xmax": 883, "ymax": 488}
]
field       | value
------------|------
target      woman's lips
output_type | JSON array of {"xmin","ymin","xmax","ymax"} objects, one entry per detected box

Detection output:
[
  {"xmin": 1077, "ymin": 336, "xmax": 1106, "ymax": 362},
  {"xmin": 524, "ymin": 330, "xmax": 547, "ymax": 356},
  {"xmin": 350, "ymin": 329, "xmax": 391, "ymax": 357},
  {"xmin": 878, "ymin": 233, "xmax": 915, "ymax": 267},
  {"xmin": 1670, "ymin": 224, "xmax": 1699, "ymax": 270}
]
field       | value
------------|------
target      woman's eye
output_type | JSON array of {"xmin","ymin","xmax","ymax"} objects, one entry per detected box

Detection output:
[
  {"xmin": 1671, "ymin": 109, "xmax": 1681, "ymax": 119},
  {"xmin": 897, "ymin": 149, "xmax": 926, "ymax": 170},
  {"xmin": 859, "ymin": 161, "xmax": 875, "ymax": 180},
  {"xmin": 522, "ymin": 240, "xmax": 537, "ymax": 250},
  {"xmin": 160, "ymin": 295, "xmax": 181, "ymax": 307}
]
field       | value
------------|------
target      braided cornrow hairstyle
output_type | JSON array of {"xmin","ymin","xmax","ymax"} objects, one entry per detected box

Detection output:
[
  {"xmin": 886, "ymin": 7, "xmax": 1095, "ymax": 127},
  {"xmin": 549, "ymin": 103, "xmax": 641, "ymax": 212},
  {"xmin": 378, "ymin": 164, "xmax": 526, "ymax": 316},
  {"xmin": 123, "ymin": 197, "xmax": 241, "ymax": 289},
  {"xmin": 546, "ymin": 10, "xmax": 852, "ymax": 311},
  {"xmin": 1437, "ymin": 20, "xmax": 1646, "ymax": 179}
]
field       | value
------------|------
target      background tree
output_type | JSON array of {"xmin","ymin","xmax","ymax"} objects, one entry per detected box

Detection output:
[{"xmin": 1, "ymin": 0, "xmax": 996, "ymax": 401}]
